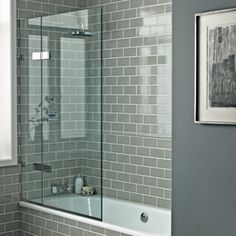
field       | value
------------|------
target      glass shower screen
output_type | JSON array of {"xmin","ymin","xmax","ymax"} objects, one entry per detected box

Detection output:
[{"xmin": 20, "ymin": 7, "xmax": 103, "ymax": 220}]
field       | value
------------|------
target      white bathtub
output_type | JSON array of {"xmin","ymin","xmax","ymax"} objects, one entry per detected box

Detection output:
[{"xmin": 20, "ymin": 194, "xmax": 171, "ymax": 236}]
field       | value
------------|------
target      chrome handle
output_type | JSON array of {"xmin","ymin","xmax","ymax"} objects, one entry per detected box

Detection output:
[
  {"xmin": 33, "ymin": 163, "xmax": 52, "ymax": 173},
  {"xmin": 32, "ymin": 51, "xmax": 50, "ymax": 60}
]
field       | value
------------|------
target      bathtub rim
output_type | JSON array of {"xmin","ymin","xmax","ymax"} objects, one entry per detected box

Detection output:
[{"xmin": 19, "ymin": 199, "xmax": 171, "ymax": 236}]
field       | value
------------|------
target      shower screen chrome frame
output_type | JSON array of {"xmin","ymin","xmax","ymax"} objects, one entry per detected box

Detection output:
[{"xmin": 0, "ymin": 0, "xmax": 17, "ymax": 167}]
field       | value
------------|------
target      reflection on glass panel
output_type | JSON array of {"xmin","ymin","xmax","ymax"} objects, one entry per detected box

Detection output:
[
  {"xmin": 28, "ymin": 35, "xmax": 49, "ymax": 142},
  {"xmin": 41, "ymin": 7, "xmax": 102, "ymax": 220},
  {"xmin": 60, "ymin": 37, "xmax": 86, "ymax": 139}
]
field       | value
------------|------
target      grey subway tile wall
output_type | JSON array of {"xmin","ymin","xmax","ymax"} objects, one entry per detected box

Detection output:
[
  {"xmin": 19, "ymin": 0, "xmax": 172, "ymax": 208},
  {"xmin": 2, "ymin": 0, "xmax": 172, "ymax": 235},
  {"xmin": 82, "ymin": 0, "xmax": 172, "ymax": 209}
]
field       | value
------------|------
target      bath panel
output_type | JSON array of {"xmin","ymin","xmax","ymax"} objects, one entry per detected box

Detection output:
[{"xmin": 20, "ymin": 196, "xmax": 171, "ymax": 236}]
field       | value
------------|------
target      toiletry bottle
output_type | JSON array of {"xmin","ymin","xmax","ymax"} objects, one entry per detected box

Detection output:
[
  {"xmin": 75, "ymin": 174, "xmax": 83, "ymax": 194},
  {"xmin": 51, "ymin": 184, "xmax": 58, "ymax": 195}
]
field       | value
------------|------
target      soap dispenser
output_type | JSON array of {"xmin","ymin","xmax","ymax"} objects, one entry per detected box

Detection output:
[{"xmin": 75, "ymin": 174, "xmax": 83, "ymax": 194}]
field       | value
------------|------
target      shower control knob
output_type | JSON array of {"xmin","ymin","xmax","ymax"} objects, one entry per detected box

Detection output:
[{"xmin": 140, "ymin": 212, "xmax": 148, "ymax": 223}]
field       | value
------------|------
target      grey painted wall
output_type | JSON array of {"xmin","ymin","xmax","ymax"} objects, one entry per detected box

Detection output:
[{"xmin": 172, "ymin": 0, "xmax": 236, "ymax": 236}]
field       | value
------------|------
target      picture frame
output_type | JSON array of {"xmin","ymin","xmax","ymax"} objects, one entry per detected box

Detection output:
[{"xmin": 195, "ymin": 8, "xmax": 236, "ymax": 124}]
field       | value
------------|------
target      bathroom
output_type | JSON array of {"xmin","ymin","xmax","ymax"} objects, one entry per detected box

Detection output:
[{"xmin": 0, "ymin": 0, "xmax": 235, "ymax": 236}]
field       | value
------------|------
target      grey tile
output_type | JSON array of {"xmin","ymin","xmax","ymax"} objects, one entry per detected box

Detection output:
[
  {"xmin": 144, "ymin": 196, "xmax": 156, "ymax": 205},
  {"xmin": 130, "ymin": 174, "xmax": 143, "ymax": 184},
  {"xmin": 58, "ymin": 224, "xmax": 70, "ymax": 235},
  {"xmin": 158, "ymin": 179, "xmax": 171, "ymax": 189},
  {"xmin": 29, "ymin": 225, "xmax": 40, "ymax": 235},
  {"xmin": 144, "ymin": 176, "xmax": 157, "ymax": 186},
  {"xmin": 158, "ymin": 198, "xmax": 171, "ymax": 209},
  {"xmin": 130, "ymin": 0, "xmax": 144, "ymax": 8},
  {"xmin": 144, "ymin": 0, "xmax": 158, "ymax": 5},
  {"xmin": 41, "ymin": 228, "xmax": 52, "ymax": 236},
  {"xmin": 84, "ymin": 231, "xmax": 97, "ymax": 236},
  {"xmin": 118, "ymin": 1, "xmax": 129, "ymax": 11},
  {"xmin": 46, "ymin": 220, "xmax": 57, "ymax": 231}
]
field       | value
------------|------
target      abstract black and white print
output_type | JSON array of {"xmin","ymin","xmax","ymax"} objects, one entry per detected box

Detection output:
[{"xmin": 208, "ymin": 25, "xmax": 236, "ymax": 107}]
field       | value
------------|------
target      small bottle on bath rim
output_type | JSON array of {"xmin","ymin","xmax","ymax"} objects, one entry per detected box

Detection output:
[{"xmin": 75, "ymin": 174, "xmax": 83, "ymax": 194}]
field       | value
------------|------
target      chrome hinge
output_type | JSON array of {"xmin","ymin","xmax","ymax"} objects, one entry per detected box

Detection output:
[{"xmin": 32, "ymin": 51, "xmax": 50, "ymax": 60}]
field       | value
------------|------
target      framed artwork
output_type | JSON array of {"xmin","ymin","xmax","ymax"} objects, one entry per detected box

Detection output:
[{"xmin": 195, "ymin": 8, "xmax": 236, "ymax": 124}]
